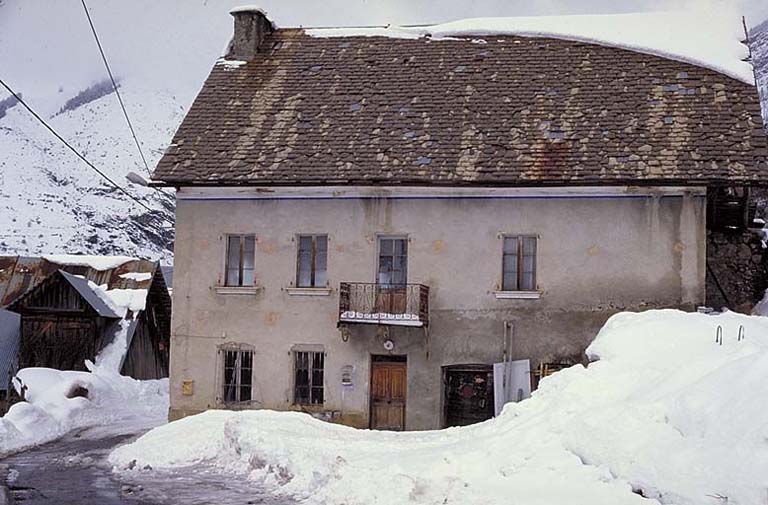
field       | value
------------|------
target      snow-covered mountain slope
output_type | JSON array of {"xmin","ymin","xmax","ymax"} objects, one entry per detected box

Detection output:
[
  {"xmin": 0, "ymin": 0, "xmax": 243, "ymax": 260},
  {"xmin": 752, "ymin": 18, "xmax": 768, "ymax": 124}
]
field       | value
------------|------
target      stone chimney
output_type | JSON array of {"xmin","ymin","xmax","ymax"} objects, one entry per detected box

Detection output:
[{"xmin": 228, "ymin": 6, "xmax": 274, "ymax": 61}]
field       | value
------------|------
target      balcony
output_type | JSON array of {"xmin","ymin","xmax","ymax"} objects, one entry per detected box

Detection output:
[{"xmin": 338, "ymin": 283, "xmax": 429, "ymax": 327}]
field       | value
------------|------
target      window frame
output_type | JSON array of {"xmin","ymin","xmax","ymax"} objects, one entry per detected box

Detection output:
[
  {"xmin": 376, "ymin": 235, "xmax": 408, "ymax": 287},
  {"xmin": 501, "ymin": 234, "xmax": 538, "ymax": 292},
  {"xmin": 218, "ymin": 343, "xmax": 254, "ymax": 405},
  {"xmin": 293, "ymin": 349, "xmax": 325, "ymax": 406},
  {"xmin": 295, "ymin": 234, "xmax": 328, "ymax": 288},
  {"xmin": 224, "ymin": 234, "xmax": 256, "ymax": 287}
]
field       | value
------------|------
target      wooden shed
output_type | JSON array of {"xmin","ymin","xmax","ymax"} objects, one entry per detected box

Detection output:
[{"xmin": 0, "ymin": 255, "xmax": 171, "ymax": 380}]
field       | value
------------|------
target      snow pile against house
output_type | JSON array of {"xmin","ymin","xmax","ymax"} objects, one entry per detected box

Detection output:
[
  {"xmin": 308, "ymin": 10, "xmax": 753, "ymax": 84},
  {"xmin": 0, "ymin": 368, "xmax": 167, "ymax": 456},
  {"xmin": 111, "ymin": 310, "xmax": 768, "ymax": 505}
]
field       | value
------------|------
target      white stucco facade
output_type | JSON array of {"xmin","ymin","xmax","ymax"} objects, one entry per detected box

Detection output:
[{"xmin": 168, "ymin": 185, "xmax": 706, "ymax": 430}]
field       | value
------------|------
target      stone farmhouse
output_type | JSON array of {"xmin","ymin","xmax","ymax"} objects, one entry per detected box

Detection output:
[{"xmin": 154, "ymin": 9, "xmax": 767, "ymax": 430}]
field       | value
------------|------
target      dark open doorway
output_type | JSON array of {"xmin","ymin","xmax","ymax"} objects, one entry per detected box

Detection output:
[{"xmin": 443, "ymin": 364, "xmax": 494, "ymax": 427}]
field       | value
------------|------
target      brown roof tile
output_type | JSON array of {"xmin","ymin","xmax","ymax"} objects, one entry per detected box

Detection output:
[{"xmin": 153, "ymin": 30, "xmax": 768, "ymax": 186}]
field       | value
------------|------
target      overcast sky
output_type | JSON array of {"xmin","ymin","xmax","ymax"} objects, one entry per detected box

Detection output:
[{"xmin": 257, "ymin": 0, "xmax": 768, "ymax": 29}]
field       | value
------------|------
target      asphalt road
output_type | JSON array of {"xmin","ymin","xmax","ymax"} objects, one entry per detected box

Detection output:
[{"xmin": 0, "ymin": 426, "xmax": 294, "ymax": 505}]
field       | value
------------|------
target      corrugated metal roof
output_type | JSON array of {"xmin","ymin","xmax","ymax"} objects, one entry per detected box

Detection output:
[
  {"xmin": 0, "ymin": 255, "xmax": 158, "ymax": 308},
  {"xmin": 0, "ymin": 309, "xmax": 20, "ymax": 391}
]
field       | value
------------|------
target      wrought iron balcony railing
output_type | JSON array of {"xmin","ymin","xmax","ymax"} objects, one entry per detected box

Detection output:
[{"xmin": 339, "ymin": 282, "xmax": 429, "ymax": 327}]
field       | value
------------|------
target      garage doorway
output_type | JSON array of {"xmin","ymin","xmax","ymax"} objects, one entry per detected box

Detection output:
[
  {"xmin": 370, "ymin": 355, "xmax": 407, "ymax": 431},
  {"xmin": 443, "ymin": 364, "xmax": 494, "ymax": 427}
]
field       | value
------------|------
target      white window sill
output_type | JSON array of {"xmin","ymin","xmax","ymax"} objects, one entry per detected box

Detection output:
[
  {"xmin": 285, "ymin": 287, "xmax": 332, "ymax": 296},
  {"xmin": 494, "ymin": 291, "xmax": 542, "ymax": 300},
  {"xmin": 214, "ymin": 285, "xmax": 263, "ymax": 295}
]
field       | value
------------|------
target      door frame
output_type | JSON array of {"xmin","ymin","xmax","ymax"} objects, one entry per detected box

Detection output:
[{"xmin": 369, "ymin": 354, "xmax": 407, "ymax": 430}]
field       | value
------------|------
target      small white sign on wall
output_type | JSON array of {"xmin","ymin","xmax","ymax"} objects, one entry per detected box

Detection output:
[{"xmin": 341, "ymin": 365, "xmax": 355, "ymax": 388}]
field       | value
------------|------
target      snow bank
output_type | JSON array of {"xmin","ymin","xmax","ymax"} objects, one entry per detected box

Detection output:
[
  {"xmin": 93, "ymin": 320, "xmax": 133, "ymax": 373},
  {"xmin": 44, "ymin": 254, "xmax": 136, "ymax": 271},
  {"xmin": 308, "ymin": 10, "xmax": 753, "ymax": 84},
  {"xmin": 111, "ymin": 310, "xmax": 768, "ymax": 504},
  {"xmin": 0, "ymin": 368, "xmax": 167, "ymax": 456},
  {"xmin": 754, "ymin": 289, "xmax": 768, "ymax": 316}
]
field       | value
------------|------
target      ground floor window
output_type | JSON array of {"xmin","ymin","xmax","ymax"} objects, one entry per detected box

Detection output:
[
  {"xmin": 219, "ymin": 344, "xmax": 254, "ymax": 404},
  {"xmin": 294, "ymin": 349, "xmax": 324, "ymax": 405}
]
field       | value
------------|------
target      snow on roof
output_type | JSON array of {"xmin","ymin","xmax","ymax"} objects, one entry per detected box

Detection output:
[
  {"xmin": 119, "ymin": 272, "xmax": 153, "ymax": 282},
  {"xmin": 216, "ymin": 58, "xmax": 247, "ymax": 70},
  {"xmin": 61, "ymin": 272, "xmax": 149, "ymax": 320},
  {"xmin": 59, "ymin": 271, "xmax": 121, "ymax": 319},
  {"xmin": 43, "ymin": 254, "xmax": 137, "ymax": 271},
  {"xmin": 106, "ymin": 289, "xmax": 149, "ymax": 313},
  {"xmin": 307, "ymin": 10, "xmax": 754, "ymax": 84},
  {"xmin": 84, "ymin": 281, "xmax": 148, "ymax": 319},
  {"xmin": 81, "ymin": 280, "xmax": 149, "ymax": 372}
]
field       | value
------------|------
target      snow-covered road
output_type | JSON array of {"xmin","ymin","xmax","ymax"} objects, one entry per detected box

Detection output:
[{"xmin": 0, "ymin": 422, "xmax": 294, "ymax": 505}]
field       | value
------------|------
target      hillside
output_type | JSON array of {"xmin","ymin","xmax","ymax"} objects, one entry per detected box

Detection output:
[{"xmin": 0, "ymin": 0, "xmax": 241, "ymax": 260}]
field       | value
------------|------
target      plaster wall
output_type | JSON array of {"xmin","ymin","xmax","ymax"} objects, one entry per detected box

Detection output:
[{"xmin": 169, "ymin": 186, "xmax": 706, "ymax": 429}]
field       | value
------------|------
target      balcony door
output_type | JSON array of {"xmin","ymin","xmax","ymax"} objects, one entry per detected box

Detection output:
[{"xmin": 377, "ymin": 237, "xmax": 407, "ymax": 315}]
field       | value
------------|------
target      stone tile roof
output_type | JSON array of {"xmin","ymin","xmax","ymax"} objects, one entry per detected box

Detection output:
[{"xmin": 153, "ymin": 29, "xmax": 768, "ymax": 186}]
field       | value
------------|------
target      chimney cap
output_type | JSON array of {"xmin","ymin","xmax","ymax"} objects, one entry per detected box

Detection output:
[
  {"xmin": 229, "ymin": 5, "xmax": 269, "ymax": 16},
  {"xmin": 227, "ymin": 4, "xmax": 274, "ymax": 61}
]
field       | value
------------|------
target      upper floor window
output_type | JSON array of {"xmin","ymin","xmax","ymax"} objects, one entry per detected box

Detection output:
[
  {"xmin": 225, "ymin": 234, "xmax": 255, "ymax": 286},
  {"xmin": 502, "ymin": 235, "xmax": 537, "ymax": 291},
  {"xmin": 294, "ymin": 349, "xmax": 324, "ymax": 405},
  {"xmin": 221, "ymin": 344, "xmax": 254, "ymax": 404},
  {"xmin": 296, "ymin": 235, "xmax": 327, "ymax": 288},
  {"xmin": 378, "ymin": 237, "xmax": 408, "ymax": 286}
]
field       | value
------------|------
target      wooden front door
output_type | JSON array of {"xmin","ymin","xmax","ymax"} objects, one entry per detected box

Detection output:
[{"xmin": 370, "ymin": 360, "xmax": 407, "ymax": 430}]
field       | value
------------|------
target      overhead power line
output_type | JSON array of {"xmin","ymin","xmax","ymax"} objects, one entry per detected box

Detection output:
[
  {"xmin": 0, "ymin": 77, "xmax": 154, "ymax": 213},
  {"xmin": 80, "ymin": 0, "xmax": 152, "ymax": 177}
]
